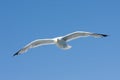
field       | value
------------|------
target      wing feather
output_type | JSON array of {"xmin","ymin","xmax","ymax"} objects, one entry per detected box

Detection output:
[
  {"xmin": 62, "ymin": 31, "xmax": 108, "ymax": 41},
  {"xmin": 13, "ymin": 39, "xmax": 54, "ymax": 56}
]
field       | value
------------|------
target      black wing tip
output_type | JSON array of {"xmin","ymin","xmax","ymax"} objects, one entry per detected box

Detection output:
[
  {"xmin": 100, "ymin": 34, "xmax": 109, "ymax": 37},
  {"xmin": 13, "ymin": 52, "xmax": 19, "ymax": 56},
  {"xmin": 13, "ymin": 50, "xmax": 21, "ymax": 56}
]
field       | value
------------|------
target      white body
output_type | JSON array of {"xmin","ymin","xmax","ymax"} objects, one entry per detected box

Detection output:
[{"xmin": 54, "ymin": 37, "xmax": 71, "ymax": 49}]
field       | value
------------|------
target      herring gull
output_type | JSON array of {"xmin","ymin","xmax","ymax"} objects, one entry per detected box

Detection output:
[{"xmin": 13, "ymin": 31, "xmax": 108, "ymax": 56}]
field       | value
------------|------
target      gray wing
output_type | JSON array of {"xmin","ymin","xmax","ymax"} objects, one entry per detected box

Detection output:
[
  {"xmin": 13, "ymin": 39, "xmax": 54, "ymax": 56},
  {"xmin": 62, "ymin": 31, "xmax": 108, "ymax": 41}
]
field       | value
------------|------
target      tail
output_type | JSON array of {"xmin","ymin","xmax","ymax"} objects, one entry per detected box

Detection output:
[{"xmin": 63, "ymin": 45, "xmax": 72, "ymax": 50}]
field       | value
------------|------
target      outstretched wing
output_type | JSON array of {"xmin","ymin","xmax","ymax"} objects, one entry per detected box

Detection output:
[
  {"xmin": 62, "ymin": 31, "xmax": 108, "ymax": 41},
  {"xmin": 13, "ymin": 39, "xmax": 54, "ymax": 56}
]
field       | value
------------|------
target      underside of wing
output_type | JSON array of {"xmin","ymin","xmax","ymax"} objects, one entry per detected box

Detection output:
[
  {"xmin": 29, "ymin": 39, "xmax": 55, "ymax": 48},
  {"xmin": 13, "ymin": 39, "xmax": 55, "ymax": 56},
  {"xmin": 62, "ymin": 31, "xmax": 108, "ymax": 41},
  {"xmin": 62, "ymin": 31, "xmax": 91, "ymax": 41}
]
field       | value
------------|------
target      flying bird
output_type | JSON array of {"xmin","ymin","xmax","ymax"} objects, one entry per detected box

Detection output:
[{"xmin": 13, "ymin": 31, "xmax": 108, "ymax": 56}]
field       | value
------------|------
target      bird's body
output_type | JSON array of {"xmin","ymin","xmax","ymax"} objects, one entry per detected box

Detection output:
[
  {"xmin": 54, "ymin": 37, "xmax": 71, "ymax": 50},
  {"xmin": 13, "ymin": 31, "xmax": 108, "ymax": 56}
]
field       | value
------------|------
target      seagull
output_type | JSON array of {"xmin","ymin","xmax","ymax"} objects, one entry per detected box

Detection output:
[{"xmin": 13, "ymin": 31, "xmax": 108, "ymax": 56}]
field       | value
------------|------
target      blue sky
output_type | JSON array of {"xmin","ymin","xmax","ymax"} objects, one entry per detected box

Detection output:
[{"xmin": 0, "ymin": 0, "xmax": 120, "ymax": 80}]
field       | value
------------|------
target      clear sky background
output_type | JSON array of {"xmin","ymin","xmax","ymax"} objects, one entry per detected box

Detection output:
[{"xmin": 0, "ymin": 0, "xmax": 120, "ymax": 80}]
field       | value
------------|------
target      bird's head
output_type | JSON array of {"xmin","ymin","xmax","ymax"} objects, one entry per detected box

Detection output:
[{"xmin": 54, "ymin": 37, "xmax": 62, "ymax": 43}]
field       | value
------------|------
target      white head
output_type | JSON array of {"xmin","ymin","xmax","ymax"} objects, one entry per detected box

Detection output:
[{"xmin": 54, "ymin": 37, "xmax": 63, "ymax": 43}]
